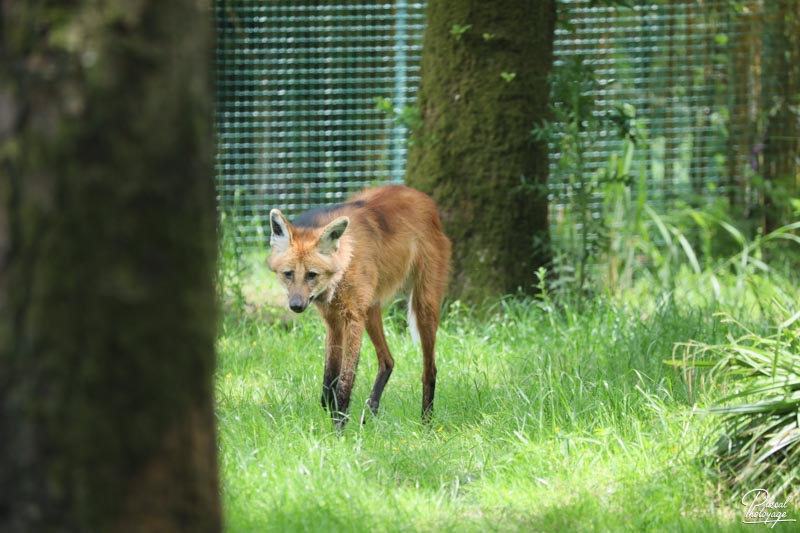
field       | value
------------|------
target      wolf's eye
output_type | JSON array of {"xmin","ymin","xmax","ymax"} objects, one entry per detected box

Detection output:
[
  {"xmin": 283, "ymin": 271, "xmax": 294, "ymax": 281},
  {"xmin": 305, "ymin": 271, "xmax": 318, "ymax": 281}
]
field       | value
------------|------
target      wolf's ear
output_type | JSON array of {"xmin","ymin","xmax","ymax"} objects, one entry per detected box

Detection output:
[
  {"xmin": 317, "ymin": 216, "xmax": 349, "ymax": 255},
  {"xmin": 270, "ymin": 209, "xmax": 292, "ymax": 253}
]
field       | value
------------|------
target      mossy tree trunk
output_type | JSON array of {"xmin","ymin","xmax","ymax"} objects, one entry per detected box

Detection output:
[
  {"xmin": 0, "ymin": 1, "xmax": 221, "ymax": 532},
  {"xmin": 761, "ymin": 0, "xmax": 800, "ymax": 232},
  {"xmin": 405, "ymin": 0, "xmax": 556, "ymax": 302}
]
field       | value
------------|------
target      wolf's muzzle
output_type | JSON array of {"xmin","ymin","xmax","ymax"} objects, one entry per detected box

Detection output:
[{"xmin": 289, "ymin": 295, "xmax": 307, "ymax": 313}]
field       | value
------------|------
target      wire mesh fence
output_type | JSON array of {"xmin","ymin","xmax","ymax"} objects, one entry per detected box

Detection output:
[
  {"xmin": 215, "ymin": 0, "xmax": 424, "ymax": 248},
  {"xmin": 215, "ymin": 0, "xmax": 792, "ymax": 249}
]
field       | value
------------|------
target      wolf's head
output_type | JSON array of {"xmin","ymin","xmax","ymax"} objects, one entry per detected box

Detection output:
[{"xmin": 267, "ymin": 209, "xmax": 350, "ymax": 313}]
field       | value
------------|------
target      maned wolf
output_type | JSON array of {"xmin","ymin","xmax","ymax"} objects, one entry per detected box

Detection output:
[{"xmin": 268, "ymin": 185, "xmax": 451, "ymax": 429}]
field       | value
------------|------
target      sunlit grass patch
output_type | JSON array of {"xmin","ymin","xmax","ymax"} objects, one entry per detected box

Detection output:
[{"xmin": 213, "ymin": 277, "xmax": 794, "ymax": 531}]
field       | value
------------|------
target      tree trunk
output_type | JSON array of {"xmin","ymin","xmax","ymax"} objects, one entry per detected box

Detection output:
[
  {"xmin": 405, "ymin": 0, "xmax": 556, "ymax": 302},
  {"xmin": 761, "ymin": 0, "xmax": 800, "ymax": 232},
  {"xmin": 0, "ymin": 2, "xmax": 221, "ymax": 532}
]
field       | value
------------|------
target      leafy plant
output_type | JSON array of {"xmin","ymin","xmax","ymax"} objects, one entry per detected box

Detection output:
[
  {"xmin": 449, "ymin": 23, "xmax": 472, "ymax": 41},
  {"xmin": 500, "ymin": 71, "xmax": 516, "ymax": 83},
  {"xmin": 374, "ymin": 96, "xmax": 425, "ymax": 146},
  {"xmin": 218, "ymin": 190, "xmax": 250, "ymax": 309},
  {"xmin": 637, "ymin": 209, "xmax": 800, "ymax": 299},
  {"xmin": 533, "ymin": 57, "xmax": 645, "ymax": 296},
  {"xmin": 684, "ymin": 309, "xmax": 800, "ymax": 498}
]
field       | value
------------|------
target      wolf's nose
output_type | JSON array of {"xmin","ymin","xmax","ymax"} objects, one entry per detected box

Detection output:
[{"xmin": 289, "ymin": 296, "xmax": 307, "ymax": 313}]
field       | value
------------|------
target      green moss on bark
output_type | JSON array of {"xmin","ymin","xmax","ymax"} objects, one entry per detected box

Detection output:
[{"xmin": 406, "ymin": 0, "xmax": 556, "ymax": 303}]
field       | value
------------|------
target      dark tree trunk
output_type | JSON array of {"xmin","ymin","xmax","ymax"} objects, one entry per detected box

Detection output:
[
  {"xmin": 0, "ymin": 1, "xmax": 221, "ymax": 532},
  {"xmin": 761, "ymin": 0, "xmax": 800, "ymax": 232},
  {"xmin": 405, "ymin": 0, "xmax": 556, "ymax": 302}
]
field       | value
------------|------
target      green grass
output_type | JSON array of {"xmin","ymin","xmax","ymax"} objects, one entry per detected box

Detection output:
[{"xmin": 215, "ymin": 257, "xmax": 798, "ymax": 531}]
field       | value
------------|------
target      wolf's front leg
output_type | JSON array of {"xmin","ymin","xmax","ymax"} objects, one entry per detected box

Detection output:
[
  {"xmin": 332, "ymin": 318, "xmax": 365, "ymax": 429},
  {"xmin": 321, "ymin": 320, "xmax": 343, "ymax": 412}
]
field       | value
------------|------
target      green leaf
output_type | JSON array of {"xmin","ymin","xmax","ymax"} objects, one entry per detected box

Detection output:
[
  {"xmin": 500, "ymin": 72, "xmax": 516, "ymax": 83},
  {"xmin": 450, "ymin": 24, "xmax": 472, "ymax": 41}
]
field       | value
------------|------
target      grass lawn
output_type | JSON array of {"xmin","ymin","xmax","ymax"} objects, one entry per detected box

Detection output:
[{"xmin": 215, "ymin": 258, "xmax": 797, "ymax": 531}]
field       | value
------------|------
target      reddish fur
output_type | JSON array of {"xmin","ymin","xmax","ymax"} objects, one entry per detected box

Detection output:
[{"xmin": 268, "ymin": 185, "xmax": 451, "ymax": 428}]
